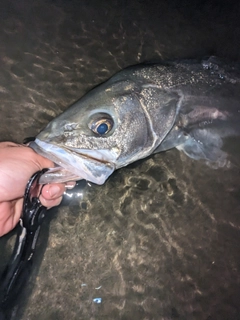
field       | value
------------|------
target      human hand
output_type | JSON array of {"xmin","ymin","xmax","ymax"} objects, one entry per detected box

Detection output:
[{"xmin": 0, "ymin": 142, "xmax": 73, "ymax": 236}]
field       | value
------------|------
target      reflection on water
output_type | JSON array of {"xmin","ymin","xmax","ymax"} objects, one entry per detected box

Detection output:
[{"xmin": 0, "ymin": 0, "xmax": 240, "ymax": 319}]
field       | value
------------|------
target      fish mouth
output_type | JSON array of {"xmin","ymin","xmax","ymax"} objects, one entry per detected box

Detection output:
[{"xmin": 29, "ymin": 139, "xmax": 116, "ymax": 185}]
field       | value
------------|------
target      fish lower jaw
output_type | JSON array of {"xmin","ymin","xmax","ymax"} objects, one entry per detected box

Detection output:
[
  {"xmin": 29, "ymin": 139, "xmax": 115, "ymax": 185},
  {"xmin": 39, "ymin": 160, "xmax": 115, "ymax": 185},
  {"xmin": 38, "ymin": 166, "xmax": 87, "ymax": 184}
]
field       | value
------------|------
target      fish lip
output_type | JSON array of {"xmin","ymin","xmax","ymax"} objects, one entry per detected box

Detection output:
[
  {"xmin": 29, "ymin": 139, "xmax": 116, "ymax": 185},
  {"xmin": 64, "ymin": 146, "xmax": 119, "ymax": 165},
  {"xmin": 30, "ymin": 139, "xmax": 115, "ymax": 166}
]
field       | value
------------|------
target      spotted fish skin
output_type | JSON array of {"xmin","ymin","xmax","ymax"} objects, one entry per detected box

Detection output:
[{"xmin": 30, "ymin": 57, "xmax": 240, "ymax": 184}]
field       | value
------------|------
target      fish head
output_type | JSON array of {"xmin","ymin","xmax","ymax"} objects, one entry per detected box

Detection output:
[
  {"xmin": 31, "ymin": 66, "xmax": 179, "ymax": 184},
  {"xmin": 31, "ymin": 77, "xmax": 152, "ymax": 184}
]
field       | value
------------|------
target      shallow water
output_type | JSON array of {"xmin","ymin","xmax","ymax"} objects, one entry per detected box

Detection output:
[{"xmin": 0, "ymin": 0, "xmax": 240, "ymax": 319}]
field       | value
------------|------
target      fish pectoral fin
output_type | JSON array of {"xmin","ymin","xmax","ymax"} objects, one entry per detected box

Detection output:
[
  {"xmin": 176, "ymin": 128, "xmax": 228, "ymax": 167},
  {"xmin": 153, "ymin": 125, "xmax": 187, "ymax": 153}
]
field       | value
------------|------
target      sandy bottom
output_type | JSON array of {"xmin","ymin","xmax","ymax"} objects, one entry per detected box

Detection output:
[{"xmin": 0, "ymin": 0, "xmax": 240, "ymax": 319}]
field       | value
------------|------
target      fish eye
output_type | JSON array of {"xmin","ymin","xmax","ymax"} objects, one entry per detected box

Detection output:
[{"xmin": 89, "ymin": 114, "xmax": 114, "ymax": 136}]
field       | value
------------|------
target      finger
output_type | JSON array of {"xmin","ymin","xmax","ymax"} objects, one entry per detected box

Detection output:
[
  {"xmin": 41, "ymin": 183, "xmax": 66, "ymax": 200},
  {"xmin": 0, "ymin": 144, "xmax": 56, "ymax": 202},
  {"xmin": 21, "ymin": 145, "xmax": 55, "ymax": 170},
  {"xmin": 0, "ymin": 142, "xmax": 21, "ymax": 149},
  {"xmin": 65, "ymin": 181, "xmax": 76, "ymax": 189},
  {"xmin": 39, "ymin": 195, "xmax": 63, "ymax": 208}
]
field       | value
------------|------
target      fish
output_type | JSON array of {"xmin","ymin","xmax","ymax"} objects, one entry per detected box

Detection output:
[{"xmin": 29, "ymin": 57, "xmax": 240, "ymax": 185}]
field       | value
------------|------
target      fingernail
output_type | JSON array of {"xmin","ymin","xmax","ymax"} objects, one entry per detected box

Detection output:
[
  {"xmin": 65, "ymin": 182, "xmax": 76, "ymax": 189},
  {"xmin": 49, "ymin": 185, "xmax": 61, "ymax": 198}
]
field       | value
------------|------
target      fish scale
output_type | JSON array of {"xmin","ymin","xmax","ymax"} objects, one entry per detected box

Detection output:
[{"xmin": 30, "ymin": 57, "xmax": 240, "ymax": 185}]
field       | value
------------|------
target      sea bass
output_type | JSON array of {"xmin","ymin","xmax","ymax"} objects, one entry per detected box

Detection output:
[{"xmin": 30, "ymin": 57, "xmax": 240, "ymax": 184}]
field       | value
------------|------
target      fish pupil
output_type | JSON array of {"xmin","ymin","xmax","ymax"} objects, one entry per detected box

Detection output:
[{"xmin": 97, "ymin": 123, "xmax": 108, "ymax": 134}]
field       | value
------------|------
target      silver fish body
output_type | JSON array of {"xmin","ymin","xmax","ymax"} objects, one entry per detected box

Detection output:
[{"xmin": 30, "ymin": 58, "xmax": 240, "ymax": 184}]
